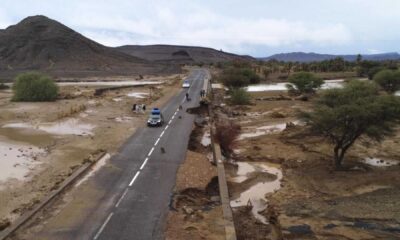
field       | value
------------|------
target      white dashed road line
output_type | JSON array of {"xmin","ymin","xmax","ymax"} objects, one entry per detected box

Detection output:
[
  {"xmin": 94, "ymin": 212, "xmax": 114, "ymax": 240},
  {"xmin": 147, "ymin": 147, "xmax": 155, "ymax": 157},
  {"xmin": 128, "ymin": 171, "xmax": 140, "ymax": 187},
  {"xmin": 115, "ymin": 189, "xmax": 129, "ymax": 208}
]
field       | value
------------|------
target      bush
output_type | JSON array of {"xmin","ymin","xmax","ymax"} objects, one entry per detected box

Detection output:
[
  {"xmin": 229, "ymin": 88, "xmax": 251, "ymax": 105},
  {"xmin": 219, "ymin": 67, "xmax": 260, "ymax": 88},
  {"xmin": 286, "ymin": 72, "xmax": 324, "ymax": 95},
  {"xmin": 214, "ymin": 121, "xmax": 241, "ymax": 155},
  {"xmin": 373, "ymin": 69, "xmax": 400, "ymax": 93},
  {"xmin": 12, "ymin": 72, "xmax": 58, "ymax": 102}
]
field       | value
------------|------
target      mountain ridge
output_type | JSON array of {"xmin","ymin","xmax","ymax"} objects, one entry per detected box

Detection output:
[{"xmin": 262, "ymin": 52, "xmax": 400, "ymax": 62}]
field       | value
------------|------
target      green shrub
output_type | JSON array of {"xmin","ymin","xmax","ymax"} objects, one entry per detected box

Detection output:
[
  {"xmin": 286, "ymin": 72, "xmax": 324, "ymax": 95},
  {"xmin": 373, "ymin": 69, "xmax": 400, "ymax": 93},
  {"xmin": 12, "ymin": 72, "xmax": 59, "ymax": 102},
  {"xmin": 230, "ymin": 88, "xmax": 251, "ymax": 105}
]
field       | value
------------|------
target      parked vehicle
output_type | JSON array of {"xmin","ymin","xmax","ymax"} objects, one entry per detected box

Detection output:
[
  {"xmin": 182, "ymin": 80, "xmax": 190, "ymax": 88},
  {"xmin": 147, "ymin": 108, "xmax": 164, "ymax": 127}
]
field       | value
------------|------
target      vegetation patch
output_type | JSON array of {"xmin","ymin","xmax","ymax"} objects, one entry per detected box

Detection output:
[
  {"xmin": 286, "ymin": 72, "xmax": 323, "ymax": 96},
  {"xmin": 12, "ymin": 72, "xmax": 58, "ymax": 102}
]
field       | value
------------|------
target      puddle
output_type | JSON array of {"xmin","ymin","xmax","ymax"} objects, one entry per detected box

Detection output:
[
  {"xmin": 0, "ymin": 126, "xmax": 54, "ymax": 146},
  {"xmin": 363, "ymin": 157, "xmax": 400, "ymax": 167},
  {"xmin": 0, "ymin": 138, "xmax": 45, "ymax": 184},
  {"xmin": 113, "ymin": 98, "xmax": 123, "ymax": 102},
  {"xmin": 238, "ymin": 122, "xmax": 299, "ymax": 140},
  {"xmin": 395, "ymin": 91, "xmax": 400, "ymax": 96},
  {"xmin": 79, "ymin": 113, "xmax": 89, "ymax": 118},
  {"xmin": 201, "ymin": 131, "xmax": 211, "ymax": 147},
  {"xmin": 126, "ymin": 92, "xmax": 149, "ymax": 98},
  {"xmin": 3, "ymin": 119, "xmax": 95, "ymax": 136},
  {"xmin": 115, "ymin": 116, "xmax": 134, "ymax": 122},
  {"xmin": 212, "ymin": 83, "xmax": 224, "ymax": 89},
  {"xmin": 228, "ymin": 162, "xmax": 283, "ymax": 224},
  {"xmin": 246, "ymin": 79, "xmax": 345, "ymax": 92},
  {"xmin": 75, "ymin": 153, "xmax": 110, "ymax": 187},
  {"xmin": 88, "ymin": 100, "xmax": 98, "ymax": 105}
]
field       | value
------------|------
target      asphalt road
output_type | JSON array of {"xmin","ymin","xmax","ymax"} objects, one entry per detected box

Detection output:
[{"xmin": 31, "ymin": 69, "xmax": 208, "ymax": 240}]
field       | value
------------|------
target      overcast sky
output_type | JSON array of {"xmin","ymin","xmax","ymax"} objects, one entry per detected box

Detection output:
[{"xmin": 1, "ymin": 0, "xmax": 399, "ymax": 57}]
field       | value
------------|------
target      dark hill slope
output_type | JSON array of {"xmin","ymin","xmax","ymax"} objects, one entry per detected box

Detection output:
[
  {"xmin": 0, "ymin": 16, "xmax": 178, "ymax": 78},
  {"xmin": 262, "ymin": 52, "xmax": 400, "ymax": 62},
  {"xmin": 116, "ymin": 44, "xmax": 254, "ymax": 64}
]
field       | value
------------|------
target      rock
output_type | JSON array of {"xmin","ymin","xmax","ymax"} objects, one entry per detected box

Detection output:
[
  {"xmin": 182, "ymin": 206, "xmax": 194, "ymax": 215},
  {"xmin": 0, "ymin": 218, "xmax": 11, "ymax": 231},
  {"xmin": 287, "ymin": 224, "xmax": 313, "ymax": 235},
  {"xmin": 270, "ymin": 111, "xmax": 286, "ymax": 118}
]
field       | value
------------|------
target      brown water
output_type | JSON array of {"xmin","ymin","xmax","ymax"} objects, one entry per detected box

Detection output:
[
  {"xmin": 0, "ymin": 137, "xmax": 45, "ymax": 184},
  {"xmin": 228, "ymin": 162, "xmax": 282, "ymax": 224},
  {"xmin": 3, "ymin": 119, "xmax": 95, "ymax": 136}
]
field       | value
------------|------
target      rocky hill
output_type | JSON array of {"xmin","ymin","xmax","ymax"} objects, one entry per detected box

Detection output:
[
  {"xmin": 0, "ymin": 16, "xmax": 177, "ymax": 79},
  {"xmin": 116, "ymin": 44, "xmax": 254, "ymax": 64},
  {"xmin": 262, "ymin": 52, "xmax": 400, "ymax": 62}
]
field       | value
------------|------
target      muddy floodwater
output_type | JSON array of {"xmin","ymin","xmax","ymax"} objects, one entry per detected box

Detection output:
[
  {"xmin": 126, "ymin": 92, "xmax": 149, "ymax": 98},
  {"xmin": 228, "ymin": 162, "xmax": 282, "ymax": 224},
  {"xmin": 238, "ymin": 121, "xmax": 301, "ymax": 140},
  {"xmin": 364, "ymin": 157, "xmax": 400, "ymax": 167},
  {"xmin": 246, "ymin": 79, "xmax": 345, "ymax": 92},
  {"xmin": 201, "ymin": 131, "xmax": 211, "ymax": 147},
  {"xmin": 3, "ymin": 119, "xmax": 95, "ymax": 136},
  {"xmin": 0, "ymin": 137, "xmax": 45, "ymax": 184}
]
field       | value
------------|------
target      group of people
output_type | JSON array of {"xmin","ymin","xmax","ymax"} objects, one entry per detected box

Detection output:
[
  {"xmin": 200, "ymin": 89, "xmax": 206, "ymax": 98},
  {"xmin": 132, "ymin": 103, "xmax": 146, "ymax": 113}
]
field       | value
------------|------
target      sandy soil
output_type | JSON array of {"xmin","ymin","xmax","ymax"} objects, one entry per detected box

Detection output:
[
  {"xmin": 0, "ymin": 73, "xmax": 185, "ymax": 230},
  {"xmin": 164, "ymin": 121, "xmax": 225, "ymax": 240},
  {"xmin": 215, "ymin": 89, "xmax": 400, "ymax": 239}
]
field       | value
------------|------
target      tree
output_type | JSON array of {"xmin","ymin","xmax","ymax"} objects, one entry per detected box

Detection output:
[
  {"xmin": 229, "ymin": 88, "xmax": 251, "ymax": 105},
  {"xmin": 219, "ymin": 67, "xmax": 260, "ymax": 88},
  {"xmin": 12, "ymin": 72, "xmax": 59, "ymax": 102},
  {"xmin": 356, "ymin": 54, "xmax": 362, "ymax": 64},
  {"xmin": 373, "ymin": 69, "xmax": 400, "ymax": 93},
  {"xmin": 301, "ymin": 81, "xmax": 400, "ymax": 169},
  {"xmin": 286, "ymin": 72, "xmax": 324, "ymax": 95}
]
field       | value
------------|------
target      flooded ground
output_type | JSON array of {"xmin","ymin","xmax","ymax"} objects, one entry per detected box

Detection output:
[
  {"xmin": 364, "ymin": 157, "xmax": 400, "ymax": 167},
  {"xmin": 126, "ymin": 92, "xmax": 149, "ymax": 98},
  {"xmin": 246, "ymin": 79, "xmax": 345, "ymax": 92},
  {"xmin": 0, "ymin": 72, "xmax": 185, "ymax": 229},
  {"xmin": 3, "ymin": 119, "xmax": 95, "ymax": 136},
  {"xmin": 218, "ymin": 88, "xmax": 400, "ymax": 239},
  {"xmin": 238, "ymin": 121, "xmax": 301, "ymax": 140},
  {"xmin": 227, "ymin": 162, "xmax": 282, "ymax": 224},
  {"xmin": 201, "ymin": 131, "xmax": 211, "ymax": 147},
  {"xmin": 0, "ymin": 137, "xmax": 45, "ymax": 184}
]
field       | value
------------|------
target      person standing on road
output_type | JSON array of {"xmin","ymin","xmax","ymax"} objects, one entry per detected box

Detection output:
[{"xmin": 185, "ymin": 92, "xmax": 189, "ymax": 101}]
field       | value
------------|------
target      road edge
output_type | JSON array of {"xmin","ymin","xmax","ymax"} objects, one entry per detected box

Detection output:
[
  {"xmin": 208, "ymin": 73, "xmax": 237, "ymax": 240},
  {"xmin": 0, "ymin": 152, "xmax": 107, "ymax": 240}
]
